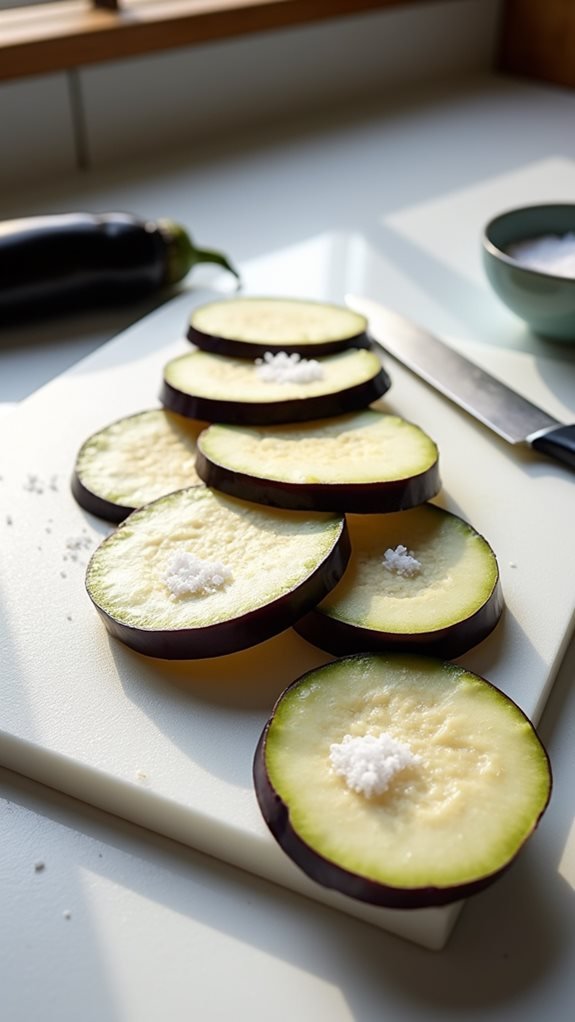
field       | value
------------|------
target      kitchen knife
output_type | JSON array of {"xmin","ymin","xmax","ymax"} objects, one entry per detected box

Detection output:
[{"xmin": 346, "ymin": 294, "xmax": 575, "ymax": 471}]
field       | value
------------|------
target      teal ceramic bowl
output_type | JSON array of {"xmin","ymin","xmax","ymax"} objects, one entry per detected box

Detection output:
[{"xmin": 482, "ymin": 203, "xmax": 575, "ymax": 341}]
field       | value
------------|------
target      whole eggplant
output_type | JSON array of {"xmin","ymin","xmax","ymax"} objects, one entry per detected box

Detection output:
[{"xmin": 0, "ymin": 211, "xmax": 239, "ymax": 321}]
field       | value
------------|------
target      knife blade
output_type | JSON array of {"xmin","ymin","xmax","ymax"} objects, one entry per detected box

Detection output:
[{"xmin": 346, "ymin": 294, "xmax": 575, "ymax": 471}]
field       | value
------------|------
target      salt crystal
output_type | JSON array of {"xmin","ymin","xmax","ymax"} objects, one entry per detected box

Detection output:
[
  {"xmin": 163, "ymin": 550, "xmax": 233, "ymax": 597},
  {"xmin": 255, "ymin": 351, "xmax": 324, "ymax": 384},
  {"xmin": 382, "ymin": 544, "xmax": 421, "ymax": 577},
  {"xmin": 21, "ymin": 473, "xmax": 59, "ymax": 494},
  {"xmin": 507, "ymin": 232, "xmax": 575, "ymax": 279},
  {"xmin": 329, "ymin": 733, "xmax": 420, "ymax": 798},
  {"xmin": 66, "ymin": 535, "xmax": 92, "ymax": 552},
  {"xmin": 63, "ymin": 535, "xmax": 93, "ymax": 565},
  {"xmin": 23, "ymin": 474, "xmax": 44, "ymax": 494}
]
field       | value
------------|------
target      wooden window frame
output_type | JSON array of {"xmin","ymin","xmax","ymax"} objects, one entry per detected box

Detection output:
[
  {"xmin": 498, "ymin": 0, "xmax": 575, "ymax": 90},
  {"xmin": 0, "ymin": 0, "xmax": 443, "ymax": 82}
]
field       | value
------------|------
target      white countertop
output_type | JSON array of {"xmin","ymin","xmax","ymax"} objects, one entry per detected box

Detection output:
[{"xmin": 2, "ymin": 73, "xmax": 575, "ymax": 1021}]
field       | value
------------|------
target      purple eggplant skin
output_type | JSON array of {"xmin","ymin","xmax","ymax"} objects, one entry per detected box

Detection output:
[
  {"xmin": 195, "ymin": 449, "xmax": 441, "ymax": 514},
  {"xmin": 295, "ymin": 574, "xmax": 504, "ymax": 660},
  {"xmin": 0, "ymin": 212, "xmax": 238, "ymax": 323},
  {"xmin": 86, "ymin": 515, "xmax": 351, "ymax": 660},
  {"xmin": 186, "ymin": 322, "xmax": 373, "ymax": 359},
  {"xmin": 71, "ymin": 471, "xmax": 136, "ymax": 524},
  {"xmin": 252, "ymin": 665, "xmax": 553, "ymax": 910},
  {"xmin": 159, "ymin": 364, "xmax": 391, "ymax": 427},
  {"xmin": 70, "ymin": 468, "xmax": 205, "ymax": 524}
]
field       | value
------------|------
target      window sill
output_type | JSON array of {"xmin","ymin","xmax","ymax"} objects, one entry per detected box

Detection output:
[{"xmin": 0, "ymin": 0, "xmax": 433, "ymax": 81}]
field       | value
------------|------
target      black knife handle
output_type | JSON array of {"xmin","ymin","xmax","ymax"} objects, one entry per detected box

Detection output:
[{"xmin": 531, "ymin": 424, "xmax": 575, "ymax": 470}]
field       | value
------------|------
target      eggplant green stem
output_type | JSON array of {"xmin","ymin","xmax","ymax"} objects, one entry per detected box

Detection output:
[{"xmin": 159, "ymin": 219, "xmax": 241, "ymax": 288}]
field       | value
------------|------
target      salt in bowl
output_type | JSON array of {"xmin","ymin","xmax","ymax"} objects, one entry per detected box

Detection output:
[{"xmin": 482, "ymin": 203, "xmax": 575, "ymax": 341}]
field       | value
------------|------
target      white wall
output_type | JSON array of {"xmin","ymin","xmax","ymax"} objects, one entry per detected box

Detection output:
[
  {"xmin": 0, "ymin": 0, "xmax": 502, "ymax": 185},
  {"xmin": 0, "ymin": 73, "xmax": 77, "ymax": 183}
]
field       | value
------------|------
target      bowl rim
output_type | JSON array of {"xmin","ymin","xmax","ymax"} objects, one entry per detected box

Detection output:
[{"xmin": 482, "ymin": 202, "xmax": 575, "ymax": 285}]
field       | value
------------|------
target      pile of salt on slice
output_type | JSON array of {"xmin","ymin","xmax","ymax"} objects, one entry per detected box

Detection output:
[
  {"xmin": 255, "ymin": 351, "xmax": 325, "ymax": 384},
  {"xmin": 382, "ymin": 544, "xmax": 421, "ymax": 577},
  {"xmin": 506, "ymin": 232, "xmax": 575, "ymax": 279},
  {"xmin": 163, "ymin": 551, "xmax": 233, "ymax": 597},
  {"xmin": 329, "ymin": 733, "xmax": 421, "ymax": 798}
]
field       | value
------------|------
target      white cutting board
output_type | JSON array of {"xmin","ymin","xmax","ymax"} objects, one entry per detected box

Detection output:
[{"xmin": 1, "ymin": 240, "xmax": 575, "ymax": 952}]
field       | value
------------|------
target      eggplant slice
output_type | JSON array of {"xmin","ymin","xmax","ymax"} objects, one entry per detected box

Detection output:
[
  {"xmin": 160, "ymin": 347, "xmax": 390, "ymax": 426},
  {"xmin": 296, "ymin": 504, "xmax": 503, "ymax": 658},
  {"xmin": 187, "ymin": 296, "xmax": 371, "ymax": 358},
  {"xmin": 196, "ymin": 409, "xmax": 440, "ymax": 513},
  {"xmin": 254, "ymin": 654, "xmax": 551, "ymax": 909},
  {"xmin": 85, "ymin": 487, "xmax": 350, "ymax": 659},
  {"xmin": 72, "ymin": 409, "xmax": 206, "ymax": 523}
]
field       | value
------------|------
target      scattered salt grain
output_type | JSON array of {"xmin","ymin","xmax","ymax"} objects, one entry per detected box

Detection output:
[
  {"xmin": 64, "ymin": 535, "xmax": 93, "ymax": 563},
  {"xmin": 63, "ymin": 910, "xmax": 72, "ymax": 921},
  {"xmin": 382, "ymin": 545, "xmax": 421, "ymax": 577},
  {"xmin": 6, "ymin": 515, "xmax": 12, "ymax": 525},
  {"xmin": 34, "ymin": 861, "xmax": 45, "ymax": 873},
  {"xmin": 66, "ymin": 535, "xmax": 92, "ymax": 553},
  {"xmin": 21, "ymin": 473, "xmax": 59, "ymax": 494},
  {"xmin": 507, "ymin": 232, "xmax": 575, "ymax": 278},
  {"xmin": 255, "ymin": 351, "xmax": 325, "ymax": 384},
  {"xmin": 163, "ymin": 550, "xmax": 233, "ymax": 597},
  {"xmin": 330, "ymin": 733, "xmax": 421, "ymax": 798},
  {"xmin": 23, "ymin": 474, "xmax": 44, "ymax": 494}
]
